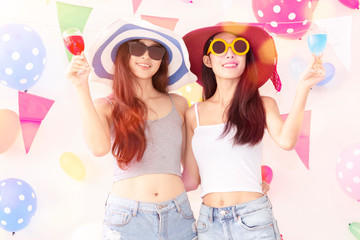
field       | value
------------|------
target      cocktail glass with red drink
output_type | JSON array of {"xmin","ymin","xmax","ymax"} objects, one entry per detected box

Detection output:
[{"xmin": 63, "ymin": 27, "xmax": 84, "ymax": 55}]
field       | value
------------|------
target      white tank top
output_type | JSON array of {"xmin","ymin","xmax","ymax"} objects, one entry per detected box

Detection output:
[{"xmin": 191, "ymin": 103, "xmax": 263, "ymax": 197}]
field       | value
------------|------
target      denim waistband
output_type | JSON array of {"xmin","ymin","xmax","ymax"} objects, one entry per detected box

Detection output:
[
  {"xmin": 105, "ymin": 191, "xmax": 189, "ymax": 215},
  {"xmin": 200, "ymin": 195, "xmax": 271, "ymax": 222}
]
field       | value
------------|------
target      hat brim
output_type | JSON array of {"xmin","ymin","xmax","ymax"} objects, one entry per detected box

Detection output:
[
  {"xmin": 183, "ymin": 22, "xmax": 278, "ymax": 88},
  {"xmin": 87, "ymin": 18, "xmax": 197, "ymax": 91}
]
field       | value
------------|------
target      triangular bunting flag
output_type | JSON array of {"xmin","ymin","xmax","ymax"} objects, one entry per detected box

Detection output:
[
  {"xmin": 56, "ymin": 2, "xmax": 93, "ymax": 61},
  {"xmin": 281, "ymin": 110, "xmax": 312, "ymax": 169},
  {"xmin": 141, "ymin": 15, "xmax": 179, "ymax": 31},
  {"xmin": 18, "ymin": 91, "xmax": 55, "ymax": 154},
  {"xmin": 20, "ymin": 121, "xmax": 41, "ymax": 154},
  {"xmin": 132, "ymin": 0, "xmax": 142, "ymax": 14},
  {"xmin": 314, "ymin": 16, "xmax": 352, "ymax": 73}
]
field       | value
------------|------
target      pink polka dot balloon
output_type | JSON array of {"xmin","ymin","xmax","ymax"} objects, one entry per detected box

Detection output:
[
  {"xmin": 252, "ymin": 0, "xmax": 317, "ymax": 40},
  {"xmin": 336, "ymin": 143, "xmax": 360, "ymax": 202},
  {"xmin": 338, "ymin": 0, "xmax": 359, "ymax": 9}
]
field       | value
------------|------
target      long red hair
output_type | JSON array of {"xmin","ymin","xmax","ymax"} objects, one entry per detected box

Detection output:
[
  {"xmin": 111, "ymin": 40, "xmax": 169, "ymax": 169},
  {"xmin": 202, "ymin": 35, "xmax": 265, "ymax": 146}
]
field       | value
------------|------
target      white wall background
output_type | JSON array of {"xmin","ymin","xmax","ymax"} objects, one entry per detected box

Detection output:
[{"xmin": 0, "ymin": 0, "xmax": 360, "ymax": 239}]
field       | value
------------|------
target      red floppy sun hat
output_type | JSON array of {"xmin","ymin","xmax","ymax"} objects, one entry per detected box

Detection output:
[{"xmin": 183, "ymin": 22, "xmax": 281, "ymax": 91}]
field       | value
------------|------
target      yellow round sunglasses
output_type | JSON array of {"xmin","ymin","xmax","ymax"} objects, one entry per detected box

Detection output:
[{"xmin": 207, "ymin": 37, "xmax": 250, "ymax": 56}]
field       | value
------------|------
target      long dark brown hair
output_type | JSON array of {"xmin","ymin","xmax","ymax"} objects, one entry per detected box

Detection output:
[
  {"xmin": 202, "ymin": 34, "xmax": 265, "ymax": 146},
  {"xmin": 111, "ymin": 40, "xmax": 169, "ymax": 169}
]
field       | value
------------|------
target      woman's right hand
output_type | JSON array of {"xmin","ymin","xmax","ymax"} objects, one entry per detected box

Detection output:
[
  {"xmin": 297, "ymin": 53, "xmax": 326, "ymax": 90},
  {"xmin": 66, "ymin": 52, "xmax": 92, "ymax": 89}
]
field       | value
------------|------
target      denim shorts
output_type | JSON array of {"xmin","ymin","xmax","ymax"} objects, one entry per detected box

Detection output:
[
  {"xmin": 196, "ymin": 195, "xmax": 281, "ymax": 240},
  {"xmin": 102, "ymin": 191, "xmax": 197, "ymax": 240}
]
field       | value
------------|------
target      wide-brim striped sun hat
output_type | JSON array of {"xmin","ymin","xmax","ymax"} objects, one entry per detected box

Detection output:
[
  {"xmin": 88, "ymin": 18, "xmax": 197, "ymax": 91},
  {"xmin": 183, "ymin": 22, "xmax": 281, "ymax": 91}
]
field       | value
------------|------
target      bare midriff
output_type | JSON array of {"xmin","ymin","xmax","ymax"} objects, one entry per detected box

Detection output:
[
  {"xmin": 111, "ymin": 174, "xmax": 185, "ymax": 203},
  {"xmin": 203, "ymin": 191, "xmax": 264, "ymax": 208}
]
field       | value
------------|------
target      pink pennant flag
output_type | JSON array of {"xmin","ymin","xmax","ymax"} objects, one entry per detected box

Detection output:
[
  {"xmin": 141, "ymin": 15, "xmax": 179, "ymax": 31},
  {"xmin": 281, "ymin": 110, "xmax": 312, "ymax": 169},
  {"xmin": 18, "ymin": 91, "xmax": 55, "ymax": 154},
  {"xmin": 132, "ymin": 0, "xmax": 142, "ymax": 14}
]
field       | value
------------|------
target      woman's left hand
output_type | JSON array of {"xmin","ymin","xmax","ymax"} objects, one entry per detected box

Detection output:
[
  {"xmin": 261, "ymin": 181, "xmax": 270, "ymax": 195},
  {"xmin": 298, "ymin": 54, "xmax": 326, "ymax": 90}
]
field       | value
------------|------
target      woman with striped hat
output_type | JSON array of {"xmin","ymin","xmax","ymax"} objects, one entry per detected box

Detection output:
[{"xmin": 66, "ymin": 18, "xmax": 197, "ymax": 240}]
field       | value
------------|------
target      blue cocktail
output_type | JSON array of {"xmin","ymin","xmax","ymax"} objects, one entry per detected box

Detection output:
[{"xmin": 308, "ymin": 33, "xmax": 327, "ymax": 56}]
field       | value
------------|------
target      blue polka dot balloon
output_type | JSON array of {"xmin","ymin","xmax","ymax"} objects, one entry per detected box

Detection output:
[
  {"xmin": 0, "ymin": 23, "xmax": 47, "ymax": 91},
  {"xmin": 0, "ymin": 178, "xmax": 37, "ymax": 232}
]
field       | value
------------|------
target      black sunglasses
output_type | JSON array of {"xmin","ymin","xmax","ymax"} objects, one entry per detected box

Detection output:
[{"xmin": 128, "ymin": 41, "xmax": 166, "ymax": 61}]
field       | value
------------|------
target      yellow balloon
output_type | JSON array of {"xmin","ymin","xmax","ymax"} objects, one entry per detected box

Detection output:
[
  {"xmin": 60, "ymin": 152, "xmax": 86, "ymax": 181},
  {"xmin": 173, "ymin": 82, "xmax": 203, "ymax": 106},
  {"xmin": 0, "ymin": 109, "xmax": 20, "ymax": 153}
]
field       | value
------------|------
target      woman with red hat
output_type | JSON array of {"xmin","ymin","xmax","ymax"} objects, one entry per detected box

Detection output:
[
  {"xmin": 66, "ymin": 18, "xmax": 198, "ymax": 240},
  {"xmin": 182, "ymin": 22, "xmax": 325, "ymax": 239}
]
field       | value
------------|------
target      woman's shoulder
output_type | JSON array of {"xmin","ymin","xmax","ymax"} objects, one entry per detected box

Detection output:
[
  {"xmin": 94, "ymin": 96, "xmax": 113, "ymax": 116},
  {"xmin": 94, "ymin": 95, "xmax": 113, "ymax": 106},
  {"xmin": 261, "ymin": 95, "xmax": 276, "ymax": 103},
  {"xmin": 169, "ymin": 93, "xmax": 189, "ymax": 113},
  {"xmin": 261, "ymin": 96, "xmax": 278, "ymax": 111},
  {"xmin": 169, "ymin": 92, "xmax": 187, "ymax": 104},
  {"xmin": 185, "ymin": 102, "xmax": 202, "ymax": 124}
]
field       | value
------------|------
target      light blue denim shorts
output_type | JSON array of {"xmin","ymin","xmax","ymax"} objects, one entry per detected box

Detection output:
[
  {"xmin": 196, "ymin": 195, "xmax": 281, "ymax": 240},
  {"xmin": 102, "ymin": 191, "xmax": 197, "ymax": 240}
]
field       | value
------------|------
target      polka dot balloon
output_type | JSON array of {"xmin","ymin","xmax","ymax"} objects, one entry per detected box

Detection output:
[
  {"xmin": 0, "ymin": 23, "xmax": 46, "ymax": 91},
  {"xmin": 0, "ymin": 178, "xmax": 37, "ymax": 232},
  {"xmin": 252, "ymin": 0, "xmax": 317, "ymax": 40},
  {"xmin": 336, "ymin": 143, "xmax": 360, "ymax": 202}
]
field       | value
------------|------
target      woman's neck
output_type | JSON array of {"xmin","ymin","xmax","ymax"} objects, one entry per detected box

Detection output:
[
  {"xmin": 134, "ymin": 78, "xmax": 159, "ymax": 100},
  {"xmin": 211, "ymin": 77, "xmax": 239, "ymax": 107}
]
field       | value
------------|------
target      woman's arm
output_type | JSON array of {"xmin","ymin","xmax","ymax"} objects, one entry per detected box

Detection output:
[
  {"xmin": 170, "ymin": 94, "xmax": 200, "ymax": 191},
  {"xmin": 66, "ymin": 53, "xmax": 112, "ymax": 156},
  {"xmin": 169, "ymin": 93, "xmax": 189, "ymax": 166},
  {"xmin": 181, "ymin": 105, "xmax": 201, "ymax": 191},
  {"xmin": 264, "ymin": 55, "xmax": 326, "ymax": 150}
]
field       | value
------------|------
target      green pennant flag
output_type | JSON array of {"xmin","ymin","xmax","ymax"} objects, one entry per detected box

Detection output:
[{"xmin": 56, "ymin": 1, "xmax": 93, "ymax": 61}]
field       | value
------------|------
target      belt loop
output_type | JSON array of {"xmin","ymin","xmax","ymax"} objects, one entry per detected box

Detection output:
[
  {"xmin": 232, "ymin": 207, "xmax": 238, "ymax": 222},
  {"xmin": 133, "ymin": 201, "xmax": 139, "ymax": 217},
  {"xmin": 209, "ymin": 207, "xmax": 214, "ymax": 223},
  {"xmin": 173, "ymin": 198, "xmax": 181, "ymax": 213},
  {"xmin": 267, "ymin": 196, "xmax": 273, "ymax": 209},
  {"xmin": 104, "ymin": 193, "xmax": 109, "ymax": 207}
]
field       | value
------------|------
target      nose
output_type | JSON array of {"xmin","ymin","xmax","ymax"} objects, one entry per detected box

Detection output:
[
  {"xmin": 141, "ymin": 49, "xmax": 151, "ymax": 59},
  {"xmin": 225, "ymin": 46, "xmax": 235, "ymax": 58}
]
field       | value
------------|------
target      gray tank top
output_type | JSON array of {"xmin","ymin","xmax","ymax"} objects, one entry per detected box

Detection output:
[{"xmin": 108, "ymin": 95, "xmax": 183, "ymax": 182}]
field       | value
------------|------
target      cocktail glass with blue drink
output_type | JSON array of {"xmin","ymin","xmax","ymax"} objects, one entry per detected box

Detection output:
[{"xmin": 308, "ymin": 26, "xmax": 327, "ymax": 56}]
